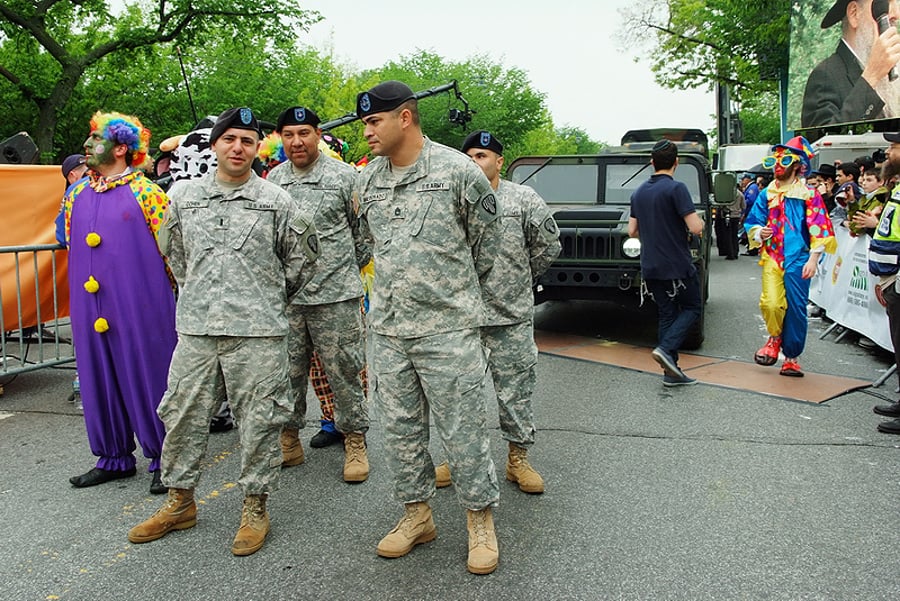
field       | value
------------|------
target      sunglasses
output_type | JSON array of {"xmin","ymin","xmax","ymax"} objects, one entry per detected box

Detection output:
[{"xmin": 762, "ymin": 154, "xmax": 799, "ymax": 169}]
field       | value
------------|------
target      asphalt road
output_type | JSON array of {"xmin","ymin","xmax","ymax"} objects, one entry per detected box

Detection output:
[{"xmin": 0, "ymin": 252, "xmax": 898, "ymax": 601}]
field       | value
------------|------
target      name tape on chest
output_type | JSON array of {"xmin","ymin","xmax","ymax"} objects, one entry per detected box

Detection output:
[
  {"xmin": 417, "ymin": 182, "xmax": 450, "ymax": 192},
  {"xmin": 363, "ymin": 192, "xmax": 388, "ymax": 203},
  {"xmin": 243, "ymin": 201, "xmax": 276, "ymax": 211},
  {"xmin": 181, "ymin": 200, "xmax": 209, "ymax": 209}
]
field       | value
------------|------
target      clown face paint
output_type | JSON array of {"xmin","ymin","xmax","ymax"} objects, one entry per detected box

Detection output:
[{"xmin": 84, "ymin": 131, "xmax": 116, "ymax": 168}]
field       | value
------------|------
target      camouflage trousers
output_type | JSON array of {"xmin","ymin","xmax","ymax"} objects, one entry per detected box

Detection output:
[
  {"xmin": 370, "ymin": 328, "xmax": 499, "ymax": 510},
  {"xmin": 285, "ymin": 297, "xmax": 368, "ymax": 433},
  {"xmin": 481, "ymin": 320, "xmax": 538, "ymax": 446},
  {"xmin": 157, "ymin": 334, "xmax": 291, "ymax": 496}
]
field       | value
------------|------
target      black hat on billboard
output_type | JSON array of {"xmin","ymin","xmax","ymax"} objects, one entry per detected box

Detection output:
[{"xmin": 821, "ymin": 1, "xmax": 852, "ymax": 28}]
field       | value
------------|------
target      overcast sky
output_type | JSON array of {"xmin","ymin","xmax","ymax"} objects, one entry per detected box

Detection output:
[{"xmin": 299, "ymin": 0, "xmax": 716, "ymax": 144}]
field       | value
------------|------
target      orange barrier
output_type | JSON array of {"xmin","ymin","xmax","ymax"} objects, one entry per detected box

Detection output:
[{"xmin": 0, "ymin": 165, "xmax": 69, "ymax": 331}]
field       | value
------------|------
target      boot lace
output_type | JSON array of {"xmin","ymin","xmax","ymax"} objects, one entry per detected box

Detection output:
[{"xmin": 471, "ymin": 511, "xmax": 489, "ymax": 546}]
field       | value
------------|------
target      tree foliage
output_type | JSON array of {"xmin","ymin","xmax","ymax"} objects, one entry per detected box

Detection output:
[
  {"xmin": 0, "ymin": 5, "xmax": 605, "ymax": 165},
  {"xmin": 621, "ymin": 0, "xmax": 790, "ymax": 98},
  {"xmin": 0, "ymin": 0, "xmax": 321, "ymax": 159}
]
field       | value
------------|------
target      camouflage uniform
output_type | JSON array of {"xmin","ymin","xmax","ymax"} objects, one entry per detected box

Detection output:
[
  {"xmin": 158, "ymin": 172, "xmax": 318, "ymax": 495},
  {"xmin": 479, "ymin": 180, "xmax": 560, "ymax": 446},
  {"xmin": 267, "ymin": 154, "xmax": 370, "ymax": 435},
  {"xmin": 357, "ymin": 138, "xmax": 500, "ymax": 510}
]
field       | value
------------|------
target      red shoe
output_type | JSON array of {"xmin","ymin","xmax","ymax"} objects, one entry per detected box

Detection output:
[
  {"xmin": 780, "ymin": 358, "xmax": 804, "ymax": 377},
  {"xmin": 754, "ymin": 336, "xmax": 781, "ymax": 366}
]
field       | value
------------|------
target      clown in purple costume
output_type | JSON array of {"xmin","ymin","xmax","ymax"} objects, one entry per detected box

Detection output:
[{"xmin": 64, "ymin": 111, "xmax": 177, "ymax": 493}]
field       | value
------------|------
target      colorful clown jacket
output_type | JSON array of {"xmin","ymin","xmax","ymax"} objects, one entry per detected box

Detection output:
[{"xmin": 744, "ymin": 178, "xmax": 837, "ymax": 271}]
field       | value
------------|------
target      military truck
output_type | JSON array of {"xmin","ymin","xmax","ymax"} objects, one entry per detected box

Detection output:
[{"xmin": 506, "ymin": 128, "xmax": 715, "ymax": 349}]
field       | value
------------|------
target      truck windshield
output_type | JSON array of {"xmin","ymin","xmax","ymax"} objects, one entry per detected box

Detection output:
[
  {"xmin": 605, "ymin": 163, "xmax": 703, "ymax": 206},
  {"xmin": 510, "ymin": 160, "xmax": 704, "ymax": 206}
]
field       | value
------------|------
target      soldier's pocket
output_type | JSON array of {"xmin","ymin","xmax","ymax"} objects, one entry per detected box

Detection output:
[{"xmin": 254, "ymin": 366, "xmax": 292, "ymax": 425}]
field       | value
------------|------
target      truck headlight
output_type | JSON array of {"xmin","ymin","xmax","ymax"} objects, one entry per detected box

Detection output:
[{"xmin": 623, "ymin": 238, "xmax": 641, "ymax": 258}]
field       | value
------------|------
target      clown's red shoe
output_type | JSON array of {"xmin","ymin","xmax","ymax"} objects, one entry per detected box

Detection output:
[
  {"xmin": 754, "ymin": 336, "xmax": 781, "ymax": 366},
  {"xmin": 779, "ymin": 358, "xmax": 804, "ymax": 377}
]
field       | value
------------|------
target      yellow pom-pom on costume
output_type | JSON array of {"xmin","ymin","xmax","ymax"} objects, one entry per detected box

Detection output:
[
  {"xmin": 93, "ymin": 317, "xmax": 109, "ymax": 333},
  {"xmin": 86, "ymin": 232, "xmax": 102, "ymax": 247},
  {"xmin": 83, "ymin": 276, "xmax": 100, "ymax": 293}
]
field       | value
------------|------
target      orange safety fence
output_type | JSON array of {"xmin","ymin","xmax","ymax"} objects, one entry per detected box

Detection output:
[{"xmin": 0, "ymin": 165, "xmax": 70, "ymax": 332}]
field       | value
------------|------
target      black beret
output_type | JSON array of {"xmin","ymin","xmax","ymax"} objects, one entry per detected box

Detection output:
[
  {"xmin": 209, "ymin": 107, "xmax": 262, "ymax": 144},
  {"xmin": 356, "ymin": 81, "xmax": 415, "ymax": 118},
  {"xmin": 884, "ymin": 131, "xmax": 900, "ymax": 143},
  {"xmin": 276, "ymin": 106, "xmax": 321, "ymax": 132},
  {"xmin": 461, "ymin": 130, "xmax": 503, "ymax": 155}
]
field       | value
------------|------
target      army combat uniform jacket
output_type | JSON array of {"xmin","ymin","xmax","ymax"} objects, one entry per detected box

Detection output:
[
  {"xmin": 480, "ymin": 179, "xmax": 560, "ymax": 326},
  {"xmin": 162, "ymin": 172, "xmax": 318, "ymax": 335},
  {"xmin": 357, "ymin": 138, "xmax": 499, "ymax": 337},
  {"xmin": 267, "ymin": 153, "xmax": 370, "ymax": 305}
]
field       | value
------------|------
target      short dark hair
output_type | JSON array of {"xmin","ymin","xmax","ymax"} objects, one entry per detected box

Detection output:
[
  {"xmin": 651, "ymin": 139, "xmax": 678, "ymax": 170},
  {"xmin": 838, "ymin": 162, "xmax": 860, "ymax": 181}
]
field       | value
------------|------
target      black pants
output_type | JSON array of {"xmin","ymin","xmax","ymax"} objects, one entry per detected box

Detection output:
[{"xmin": 885, "ymin": 282, "xmax": 900, "ymax": 389}]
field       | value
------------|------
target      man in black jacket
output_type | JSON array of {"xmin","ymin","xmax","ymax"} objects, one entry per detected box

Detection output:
[{"xmin": 801, "ymin": 0, "xmax": 900, "ymax": 129}]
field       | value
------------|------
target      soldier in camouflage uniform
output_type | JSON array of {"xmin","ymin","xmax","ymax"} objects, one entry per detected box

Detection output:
[
  {"xmin": 266, "ymin": 106, "xmax": 371, "ymax": 482},
  {"xmin": 434, "ymin": 130, "xmax": 560, "ymax": 495},
  {"xmin": 355, "ymin": 81, "xmax": 501, "ymax": 575},
  {"xmin": 128, "ymin": 107, "xmax": 319, "ymax": 557}
]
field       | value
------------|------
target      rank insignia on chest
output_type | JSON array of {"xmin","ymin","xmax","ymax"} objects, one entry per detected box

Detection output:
[{"xmin": 391, "ymin": 206, "xmax": 407, "ymax": 220}]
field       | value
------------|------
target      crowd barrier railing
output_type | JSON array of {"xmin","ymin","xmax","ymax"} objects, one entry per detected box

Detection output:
[{"xmin": 0, "ymin": 243, "xmax": 75, "ymax": 385}]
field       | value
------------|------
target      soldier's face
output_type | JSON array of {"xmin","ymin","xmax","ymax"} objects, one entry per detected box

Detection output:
[
  {"xmin": 466, "ymin": 148, "xmax": 503, "ymax": 183},
  {"xmin": 212, "ymin": 128, "xmax": 260, "ymax": 182},
  {"xmin": 362, "ymin": 109, "xmax": 404, "ymax": 157},
  {"xmin": 281, "ymin": 124, "xmax": 320, "ymax": 169}
]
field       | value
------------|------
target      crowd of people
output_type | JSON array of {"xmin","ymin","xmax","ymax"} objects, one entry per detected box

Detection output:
[
  {"xmin": 54, "ymin": 71, "xmax": 900, "ymax": 572},
  {"xmin": 59, "ymin": 80, "xmax": 562, "ymax": 574},
  {"xmin": 712, "ymin": 135, "xmax": 899, "ymax": 436}
]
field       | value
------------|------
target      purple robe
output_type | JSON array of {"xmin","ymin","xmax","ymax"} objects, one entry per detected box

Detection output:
[{"xmin": 67, "ymin": 174, "xmax": 176, "ymax": 472}]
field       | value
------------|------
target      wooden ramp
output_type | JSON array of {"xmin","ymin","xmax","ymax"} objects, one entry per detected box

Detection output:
[{"xmin": 535, "ymin": 330, "xmax": 871, "ymax": 404}]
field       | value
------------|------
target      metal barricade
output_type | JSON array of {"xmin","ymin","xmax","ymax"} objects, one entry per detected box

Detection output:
[{"xmin": 0, "ymin": 243, "xmax": 75, "ymax": 386}]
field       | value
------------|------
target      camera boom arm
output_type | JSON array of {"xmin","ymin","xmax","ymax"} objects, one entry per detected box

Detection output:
[{"xmin": 319, "ymin": 80, "xmax": 475, "ymax": 131}]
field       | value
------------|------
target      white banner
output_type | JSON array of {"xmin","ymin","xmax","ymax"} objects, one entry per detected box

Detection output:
[{"xmin": 809, "ymin": 222, "xmax": 893, "ymax": 352}]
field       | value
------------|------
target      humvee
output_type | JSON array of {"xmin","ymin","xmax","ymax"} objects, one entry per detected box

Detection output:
[{"xmin": 506, "ymin": 128, "xmax": 715, "ymax": 349}]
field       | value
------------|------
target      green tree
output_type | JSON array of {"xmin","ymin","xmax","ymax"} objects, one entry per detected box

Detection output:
[
  {"xmin": 621, "ymin": 0, "xmax": 789, "ymax": 96},
  {"xmin": 0, "ymin": 0, "xmax": 321, "ymax": 160}
]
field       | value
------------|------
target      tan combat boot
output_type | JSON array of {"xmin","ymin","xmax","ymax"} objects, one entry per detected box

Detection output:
[
  {"xmin": 128, "ymin": 488, "xmax": 197, "ymax": 543},
  {"xmin": 232, "ymin": 494, "xmax": 269, "ymax": 556},
  {"xmin": 376, "ymin": 501, "xmax": 436, "ymax": 558},
  {"xmin": 434, "ymin": 461, "xmax": 452, "ymax": 488},
  {"xmin": 280, "ymin": 428, "xmax": 304, "ymax": 467},
  {"xmin": 506, "ymin": 443, "xmax": 544, "ymax": 494},
  {"xmin": 343, "ymin": 432, "xmax": 369, "ymax": 482},
  {"xmin": 466, "ymin": 506, "xmax": 499, "ymax": 575}
]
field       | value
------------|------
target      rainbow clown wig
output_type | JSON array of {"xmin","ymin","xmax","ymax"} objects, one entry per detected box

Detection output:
[{"xmin": 89, "ymin": 111, "xmax": 152, "ymax": 170}]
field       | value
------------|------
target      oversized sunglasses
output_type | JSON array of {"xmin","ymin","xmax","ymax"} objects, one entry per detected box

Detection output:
[{"xmin": 762, "ymin": 154, "xmax": 799, "ymax": 169}]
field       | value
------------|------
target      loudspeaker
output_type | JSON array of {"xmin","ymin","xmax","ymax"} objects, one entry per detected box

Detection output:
[{"xmin": 0, "ymin": 132, "xmax": 39, "ymax": 164}]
